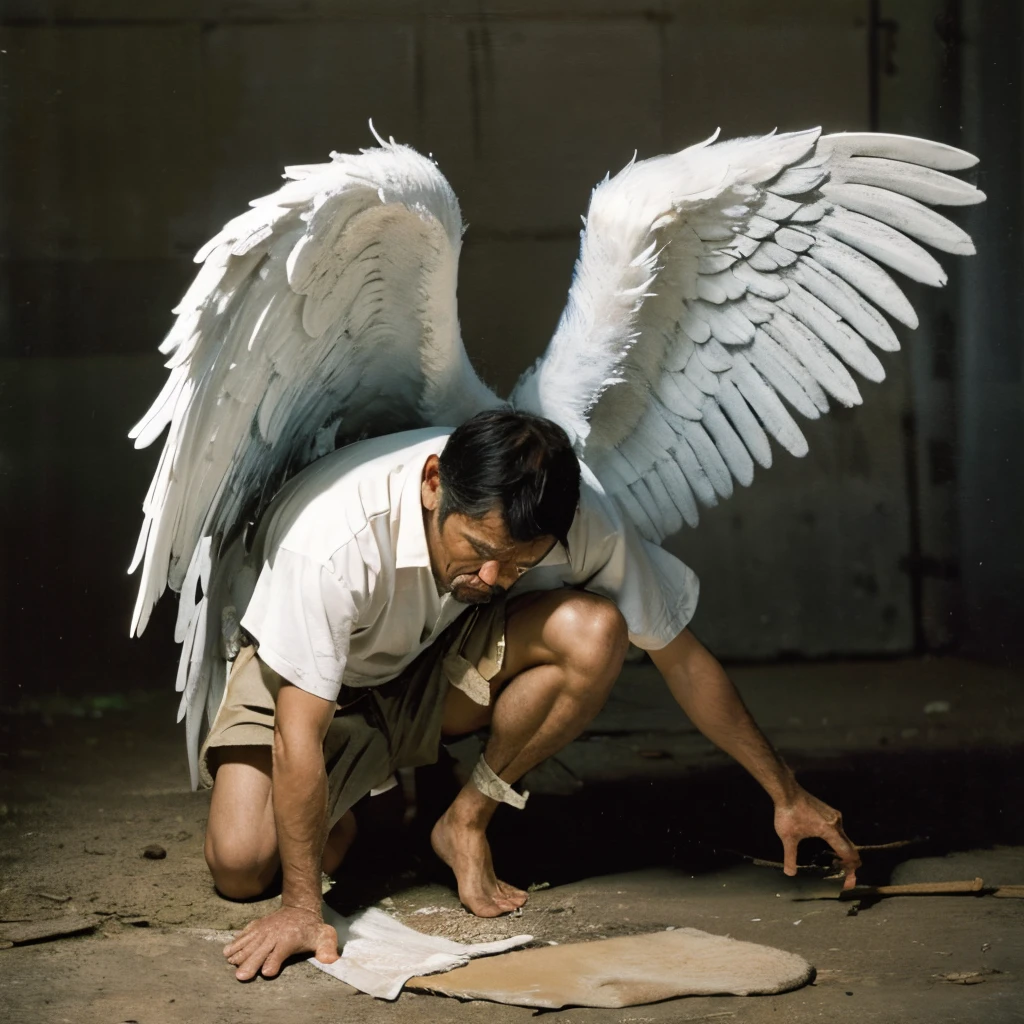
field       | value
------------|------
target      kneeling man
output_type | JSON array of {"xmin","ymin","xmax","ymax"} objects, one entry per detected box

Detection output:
[{"xmin": 204, "ymin": 410, "xmax": 859, "ymax": 980}]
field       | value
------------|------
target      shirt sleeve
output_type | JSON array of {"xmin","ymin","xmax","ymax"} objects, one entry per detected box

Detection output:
[
  {"xmin": 240, "ymin": 546, "xmax": 365, "ymax": 702},
  {"xmin": 575, "ymin": 482, "xmax": 700, "ymax": 651}
]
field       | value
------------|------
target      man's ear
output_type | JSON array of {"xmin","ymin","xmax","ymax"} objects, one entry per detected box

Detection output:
[{"xmin": 421, "ymin": 454, "xmax": 442, "ymax": 512}]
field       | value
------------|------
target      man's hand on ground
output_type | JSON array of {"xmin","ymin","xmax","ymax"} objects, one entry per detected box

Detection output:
[
  {"xmin": 773, "ymin": 788, "xmax": 861, "ymax": 890},
  {"xmin": 223, "ymin": 906, "xmax": 339, "ymax": 981}
]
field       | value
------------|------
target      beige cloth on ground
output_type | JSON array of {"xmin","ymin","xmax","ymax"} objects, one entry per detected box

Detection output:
[{"xmin": 405, "ymin": 928, "xmax": 814, "ymax": 1008}]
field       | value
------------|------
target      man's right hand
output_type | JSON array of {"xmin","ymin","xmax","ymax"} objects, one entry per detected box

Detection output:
[{"xmin": 223, "ymin": 905, "xmax": 339, "ymax": 981}]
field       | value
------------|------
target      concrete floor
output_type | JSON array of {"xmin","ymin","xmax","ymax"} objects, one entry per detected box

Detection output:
[{"xmin": 1, "ymin": 655, "xmax": 1022, "ymax": 1023}]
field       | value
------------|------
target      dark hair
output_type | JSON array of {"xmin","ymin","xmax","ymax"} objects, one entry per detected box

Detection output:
[{"xmin": 438, "ymin": 409, "xmax": 581, "ymax": 548}]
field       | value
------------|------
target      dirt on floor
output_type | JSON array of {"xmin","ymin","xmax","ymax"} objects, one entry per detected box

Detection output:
[{"xmin": 1, "ymin": 657, "xmax": 1023, "ymax": 1024}]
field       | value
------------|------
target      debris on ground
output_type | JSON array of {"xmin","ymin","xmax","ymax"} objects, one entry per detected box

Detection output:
[
  {"xmin": 0, "ymin": 915, "xmax": 99, "ymax": 946},
  {"xmin": 730, "ymin": 837, "xmax": 925, "ymax": 872},
  {"xmin": 141, "ymin": 844, "xmax": 167, "ymax": 860},
  {"xmin": 940, "ymin": 969, "xmax": 1001, "ymax": 985}
]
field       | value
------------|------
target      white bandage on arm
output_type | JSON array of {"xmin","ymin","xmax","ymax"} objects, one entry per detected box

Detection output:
[{"xmin": 470, "ymin": 755, "xmax": 529, "ymax": 810}]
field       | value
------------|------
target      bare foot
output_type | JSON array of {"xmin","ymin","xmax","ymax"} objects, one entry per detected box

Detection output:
[
  {"xmin": 322, "ymin": 810, "xmax": 357, "ymax": 876},
  {"xmin": 431, "ymin": 810, "xmax": 528, "ymax": 917}
]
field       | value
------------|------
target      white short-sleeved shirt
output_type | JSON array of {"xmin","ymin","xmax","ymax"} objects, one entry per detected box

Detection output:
[{"xmin": 240, "ymin": 428, "xmax": 699, "ymax": 702}]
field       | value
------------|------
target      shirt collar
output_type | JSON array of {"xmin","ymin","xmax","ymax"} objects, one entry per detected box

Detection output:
[{"xmin": 394, "ymin": 450, "xmax": 433, "ymax": 570}]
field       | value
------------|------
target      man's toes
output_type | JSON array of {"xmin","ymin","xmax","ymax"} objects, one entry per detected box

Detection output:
[
  {"xmin": 470, "ymin": 900, "xmax": 512, "ymax": 919},
  {"xmin": 459, "ymin": 888, "xmax": 517, "ymax": 918},
  {"xmin": 497, "ymin": 880, "xmax": 528, "ymax": 905}
]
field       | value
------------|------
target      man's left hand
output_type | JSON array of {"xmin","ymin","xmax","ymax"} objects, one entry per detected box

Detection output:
[{"xmin": 773, "ymin": 788, "xmax": 861, "ymax": 889}]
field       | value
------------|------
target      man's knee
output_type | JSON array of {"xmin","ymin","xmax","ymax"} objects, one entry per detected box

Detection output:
[
  {"xmin": 548, "ymin": 593, "xmax": 629, "ymax": 682},
  {"xmin": 204, "ymin": 832, "xmax": 277, "ymax": 900},
  {"xmin": 203, "ymin": 749, "xmax": 278, "ymax": 898}
]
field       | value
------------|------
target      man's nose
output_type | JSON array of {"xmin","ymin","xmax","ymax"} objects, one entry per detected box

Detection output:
[{"xmin": 478, "ymin": 560, "xmax": 501, "ymax": 586}]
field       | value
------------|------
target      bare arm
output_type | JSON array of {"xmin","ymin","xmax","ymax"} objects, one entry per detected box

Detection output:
[
  {"xmin": 650, "ymin": 628, "xmax": 860, "ymax": 887},
  {"xmin": 224, "ymin": 674, "xmax": 340, "ymax": 981},
  {"xmin": 273, "ymin": 681, "xmax": 336, "ymax": 915}
]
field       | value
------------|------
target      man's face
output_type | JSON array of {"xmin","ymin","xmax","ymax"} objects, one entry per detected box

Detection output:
[
  {"xmin": 420, "ymin": 455, "xmax": 556, "ymax": 604},
  {"xmin": 430, "ymin": 508, "xmax": 556, "ymax": 604}
]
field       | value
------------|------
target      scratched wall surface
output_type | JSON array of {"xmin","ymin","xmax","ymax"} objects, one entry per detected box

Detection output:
[{"xmin": 1, "ymin": 0, "xmax": 1008, "ymax": 698}]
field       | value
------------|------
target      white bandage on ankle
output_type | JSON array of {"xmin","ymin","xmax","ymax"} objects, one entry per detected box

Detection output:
[{"xmin": 471, "ymin": 756, "xmax": 529, "ymax": 810}]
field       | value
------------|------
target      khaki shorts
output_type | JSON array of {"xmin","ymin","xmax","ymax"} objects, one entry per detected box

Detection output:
[{"xmin": 199, "ymin": 597, "xmax": 506, "ymax": 825}]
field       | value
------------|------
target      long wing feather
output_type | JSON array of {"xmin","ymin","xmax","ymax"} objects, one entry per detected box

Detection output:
[{"xmin": 511, "ymin": 128, "xmax": 983, "ymax": 541}]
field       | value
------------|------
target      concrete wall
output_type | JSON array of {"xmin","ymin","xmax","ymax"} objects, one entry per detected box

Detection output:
[
  {"xmin": 956, "ymin": 1, "xmax": 1024, "ymax": 664},
  {"xmin": 872, "ymin": 0, "xmax": 1024, "ymax": 664},
  {"xmin": 1, "ymin": 0, "xmax": 1011, "ymax": 697}
]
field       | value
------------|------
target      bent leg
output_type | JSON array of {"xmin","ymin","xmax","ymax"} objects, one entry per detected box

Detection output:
[
  {"xmin": 433, "ymin": 590, "xmax": 629, "ymax": 916},
  {"xmin": 205, "ymin": 746, "xmax": 279, "ymax": 900},
  {"xmin": 205, "ymin": 747, "xmax": 357, "ymax": 900}
]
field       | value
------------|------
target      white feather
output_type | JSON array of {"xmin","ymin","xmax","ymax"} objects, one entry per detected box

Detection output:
[
  {"xmin": 131, "ymin": 131, "xmax": 502, "ymax": 781},
  {"xmin": 828, "ymin": 155, "xmax": 984, "ymax": 207},
  {"xmin": 817, "ymin": 208, "xmax": 948, "ymax": 287},
  {"xmin": 510, "ymin": 127, "xmax": 980, "ymax": 541}
]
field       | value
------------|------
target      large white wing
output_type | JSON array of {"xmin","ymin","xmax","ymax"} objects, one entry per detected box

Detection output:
[
  {"xmin": 130, "ymin": 131, "xmax": 501, "ymax": 782},
  {"xmin": 511, "ymin": 129, "xmax": 983, "ymax": 541}
]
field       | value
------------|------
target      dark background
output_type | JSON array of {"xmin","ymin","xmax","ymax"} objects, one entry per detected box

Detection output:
[{"xmin": 0, "ymin": 0, "xmax": 1021, "ymax": 704}]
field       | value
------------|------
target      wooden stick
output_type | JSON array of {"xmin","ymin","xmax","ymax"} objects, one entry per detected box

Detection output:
[
  {"xmin": 727, "ymin": 836, "xmax": 925, "ymax": 871},
  {"xmin": 839, "ymin": 877, "xmax": 985, "ymax": 899},
  {"xmin": 875, "ymin": 877, "xmax": 984, "ymax": 894},
  {"xmin": 855, "ymin": 838, "xmax": 926, "ymax": 852},
  {"xmin": 991, "ymin": 885, "xmax": 1024, "ymax": 899}
]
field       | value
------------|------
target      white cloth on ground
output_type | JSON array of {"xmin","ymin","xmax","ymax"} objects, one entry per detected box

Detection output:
[{"xmin": 309, "ymin": 905, "xmax": 533, "ymax": 1000}]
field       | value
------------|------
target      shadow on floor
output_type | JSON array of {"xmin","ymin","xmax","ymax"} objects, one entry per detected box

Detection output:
[{"xmin": 328, "ymin": 744, "xmax": 1024, "ymax": 913}]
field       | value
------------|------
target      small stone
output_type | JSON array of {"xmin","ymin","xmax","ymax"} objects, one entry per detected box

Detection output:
[
  {"xmin": 142, "ymin": 844, "xmax": 166, "ymax": 860},
  {"xmin": 156, "ymin": 906, "xmax": 189, "ymax": 924},
  {"xmin": 942, "ymin": 971, "xmax": 986, "ymax": 985}
]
